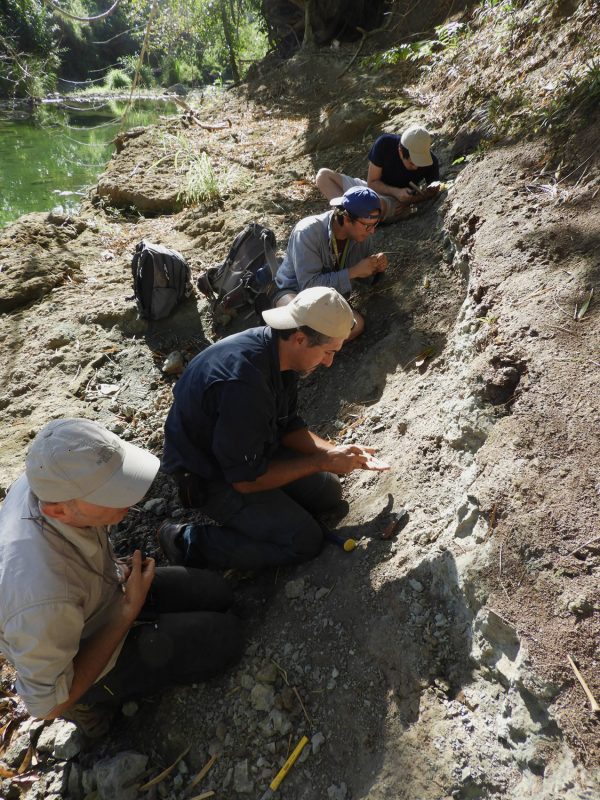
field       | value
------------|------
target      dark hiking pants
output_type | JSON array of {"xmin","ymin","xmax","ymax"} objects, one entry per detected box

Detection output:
[
  {"xmin": 79, "ymin": 567, "xmax": 243, "ymax": 707},
  {"xmin": 175, "ymin": 468, "xmax": 342, "ymax": 572}
]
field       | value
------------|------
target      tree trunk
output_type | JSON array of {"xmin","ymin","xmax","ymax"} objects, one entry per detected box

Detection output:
[
  {"xmin": 301, "ymin": 0, "xmax": 318, "ymax": 48},
  {"xmin": 219, "ymin": 0, "xmax": 241, "ymax": 83}
]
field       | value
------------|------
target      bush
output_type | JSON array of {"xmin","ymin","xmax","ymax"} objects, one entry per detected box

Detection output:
[
  {"xmin": 160, "ymin": 58, "xmax": 201, "ymax": 87},
  {"xmin": 104, "ymin": 68, "xmax": 132, "ymax": 90},
  {"xmin": 118, "ymin": 56, "xmax": 155, "ymax": 88}
]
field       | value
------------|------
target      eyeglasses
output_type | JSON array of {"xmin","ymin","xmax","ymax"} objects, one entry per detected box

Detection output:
[{"xmin": 351, "ymin": 216, "xmax": 380, "ymax": 232}]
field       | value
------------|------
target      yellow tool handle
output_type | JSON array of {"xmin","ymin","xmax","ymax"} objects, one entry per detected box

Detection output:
[{"xmin": 270, "ymin": 736, "xmax": 309, "ymax": 791}]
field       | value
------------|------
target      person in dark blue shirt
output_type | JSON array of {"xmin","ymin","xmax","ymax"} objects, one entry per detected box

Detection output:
[
  {"xmin": 316, "ymin": 124, "xmax": 440, "ymax": 223},
  {"xmin": 159, "ymin": 288, "xmax": 389, "ymax": 572}
]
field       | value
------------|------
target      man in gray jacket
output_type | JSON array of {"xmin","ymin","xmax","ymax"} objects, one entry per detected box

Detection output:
[{"xmin": 273, "ymin": 187, "xmax": 388, "ymax": 339}]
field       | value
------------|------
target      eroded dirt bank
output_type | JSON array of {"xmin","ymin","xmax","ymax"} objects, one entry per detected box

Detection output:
[{"xmin": 0, "ymin": 4, "xmax": 599, "ymax": 798}]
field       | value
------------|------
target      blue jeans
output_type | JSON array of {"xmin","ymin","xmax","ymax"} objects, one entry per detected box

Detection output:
[{"xmin": 179, "ymin": 469, "xmax": 342, "ymax": 571}]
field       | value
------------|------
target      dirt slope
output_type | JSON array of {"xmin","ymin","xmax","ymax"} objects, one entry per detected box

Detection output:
[{"xmin": 0, "ymin": 1, "xmax": 599, "ymax": 798}]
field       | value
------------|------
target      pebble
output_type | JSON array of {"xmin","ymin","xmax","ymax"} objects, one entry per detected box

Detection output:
[
  {"xmin": 141, "ymin": 497, "xmax": 166, "ymax": 515},
  {"xmin": 121, "ymin": 701, "xmax": 138, "ymax": 717},
  {"xmin": 409, "ymin": 578, "xmax": 424, "ymax": 592},
  {"xmin": 312, "ymin": 731, "xmax": 326, "ymax": 754},
  {"xmin": 256, "ymin": 662, "xmax": 279, "ymax": 683},
  {"xmin": 327, "ymin": 781, "xmax": 348, "ymax": 800},
  {"xmin": 233, "ymin": 759, "xmax": 254, "ymax": 794},
  {"xmin": 162, "ymin": 350, "xmax": 185, "ymax": 375},
  {"xmin": 285, "ymin": 578, "xmax": 305, "ymax": 599},
  {"xmin": 250, "ymin": 683, "xmax": 275, "ymax": 711},
  {"xmin": 94, "ymin": 752, "xmax": 148, "ymax": 800}
]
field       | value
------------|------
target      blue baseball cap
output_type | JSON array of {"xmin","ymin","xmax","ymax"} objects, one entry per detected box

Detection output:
[{"xmin": 330, "ymin": 186, "xmax": 381, "ymax": 218}]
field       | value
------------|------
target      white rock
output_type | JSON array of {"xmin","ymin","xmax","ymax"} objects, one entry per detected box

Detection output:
[
  {"xmin": 94, "ymin": 752, "xmax": 149, "ymax": 800},
  {"xmin": 162, "ymin": 350, "xmax": 185, "ymax": 375},
  {"xmin": 233, "ymin": 760, "xmax": 254, "ymax": 794}
]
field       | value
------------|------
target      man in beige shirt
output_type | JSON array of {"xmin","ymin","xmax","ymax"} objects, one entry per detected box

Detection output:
[{"xmin": 0, "ymin": 418, "xmax": 242, "ymax": 735}]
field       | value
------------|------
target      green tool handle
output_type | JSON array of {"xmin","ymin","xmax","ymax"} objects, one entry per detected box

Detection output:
[{"xmin": 270, "ymin": 735, "xmax": 309, "ymax": 791}]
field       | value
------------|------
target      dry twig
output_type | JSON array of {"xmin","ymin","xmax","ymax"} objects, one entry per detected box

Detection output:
[
  {"xmin": 567, "ymin": 534, "xmax": 600, "ymax": 557},
  {"xmin": 567, "ymin": 655, "xmax": 600, "ymax": 713}
]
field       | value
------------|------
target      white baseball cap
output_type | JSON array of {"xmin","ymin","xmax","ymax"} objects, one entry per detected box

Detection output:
[
  {"xmin": 400, "ymin": 125, "xmax": 433, "ymax": 167},
  {"xmin": 263, "ymin": 287, "xmax": 355, "ymax": 339},
  {"xmin": 26, "ymin": 418, "xmax": 159, "ymax": 507}
]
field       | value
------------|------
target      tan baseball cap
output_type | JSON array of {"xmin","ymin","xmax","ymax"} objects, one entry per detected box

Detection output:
[
  {"xmin": 263, "ymin": 287, "xmax": 355, "ymax": 339},
  {"xmin": 26, "ymin": 418, "xmax": 159, "ymax": 507},
  {"xmin": 400, "ymin": 125, "xmax": 433, "ymax": 167}
]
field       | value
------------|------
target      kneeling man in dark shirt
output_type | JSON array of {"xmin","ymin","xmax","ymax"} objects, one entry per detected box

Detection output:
[{"xmin": 159, "ymin": 287, "xmax": 388, "ymax": 571}]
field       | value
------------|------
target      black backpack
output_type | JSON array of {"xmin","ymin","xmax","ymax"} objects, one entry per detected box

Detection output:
[
  {"xmin": 196, "ymin": 222, "xmax": 279, "ymax": 325},
  {"xmin": 131, "ymin": 240, "xmax": 192, "ymax": 320}
]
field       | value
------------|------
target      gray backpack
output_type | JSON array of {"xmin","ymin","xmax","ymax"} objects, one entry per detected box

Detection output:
[
  {"xmin": 131, "ymin": 240, "xmax": 192, "ymax": 320},
  {"xmin": 196, "ymin": 223, "xmax": 278, "ymax": 325}
]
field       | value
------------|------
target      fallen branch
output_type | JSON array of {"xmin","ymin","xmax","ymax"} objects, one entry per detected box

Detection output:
[
  {"xmin": 172, "ymin": 98, "xmax": 231, "ymax": 130},
  {"xmin": 337, "ymin": 14, "xmax": 394, "ymax": 79}
]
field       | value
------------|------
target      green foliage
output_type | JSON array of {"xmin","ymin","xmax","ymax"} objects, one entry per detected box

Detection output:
[
  {"xmin": 118, "ymin": 55, "xmax": 155, "ymax": 87},
  {"xmin": 104, "ymin": 68, "xmax": 132, "ymax": 90},
  {"xmin": 180, "ymin": 151, "xmax": 221, "ymax": 204},
  {"xmin": 125, "ymin": 0, "xmax": 267, "ymax": 86},
  {"xmin": 364, "ymin": 21, "xmax": 467, "ymax": 70},
  {"xmin": 160, "ymin": 57, "xmax": 201, "ymax": 86}
]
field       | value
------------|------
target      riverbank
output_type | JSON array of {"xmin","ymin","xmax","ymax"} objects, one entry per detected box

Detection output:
[
  {"xmin": 0, "ymin": 95, "xmax": 181, "ymax": 227},
  {"xmin": 0, "ymin": 2, "xmax": 599, "ymax": 797}
]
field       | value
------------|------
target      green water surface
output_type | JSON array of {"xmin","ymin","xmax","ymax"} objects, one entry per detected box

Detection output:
[{"xmin": 0, "ymin": 98, "xmax": 178, "ymax": 227}]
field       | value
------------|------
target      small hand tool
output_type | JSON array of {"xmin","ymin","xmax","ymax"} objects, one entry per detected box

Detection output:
[
  {"xmin": 380, "ymin": 508, "xmax": 409, "ymax": 540},
  {"xmin": 259, "ymin": 735, "xmax": 309, "ymax": 800},
  {"xmin": 322, "ymin": 527, "xmax": 357, "ymax": 552}
]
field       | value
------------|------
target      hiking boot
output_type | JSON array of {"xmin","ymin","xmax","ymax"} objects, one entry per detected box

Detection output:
[
  {"xmin": 61, "ymin": 702, "xmax": 114, "ymax": 739},
  {"xmin": 157, "ymin": 520, "xmax": 187, "ymax": 565}
]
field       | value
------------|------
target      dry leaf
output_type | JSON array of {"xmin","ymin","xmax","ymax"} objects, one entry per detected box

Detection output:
[
  {"xmin": 18, "ymin": 743, "xmax": 34, "ymax": 774},
  {"xmin": 186, "ymin": 754, "xmax": 218, "ymax": 795},
  {"xmin": 575, "ymin": 287, "xmax": 593, "ymax": 321},
  {"xmin": 413, "ymin": 346, "xmax": 435, "ymax": 367},
  {"xmin": 0, "ymin": 763, "xmax": 17, "ymax": 778}
]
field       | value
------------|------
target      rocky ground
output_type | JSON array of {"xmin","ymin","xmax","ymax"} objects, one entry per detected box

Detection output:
[{"xmin": 0, "ymin": 1, "xmax": 599, "ymax": 798}]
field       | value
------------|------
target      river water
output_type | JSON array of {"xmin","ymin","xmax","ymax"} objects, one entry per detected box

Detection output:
[{"xmin": 0, "ymin": 97, "xmax": 178, "ymax": 228}]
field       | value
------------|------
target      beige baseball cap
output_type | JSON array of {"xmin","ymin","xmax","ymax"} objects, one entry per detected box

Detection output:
[
  {"xmin": 263, "ymin": 287, "xmax": 355, "ymax": 339},
  {"xmin": 26, "ymin": 418, "xmax": 159, "ymax": 507},
  {"xmin": 400, "ymin": 124, "xmax": 433, "ymax": 167}
]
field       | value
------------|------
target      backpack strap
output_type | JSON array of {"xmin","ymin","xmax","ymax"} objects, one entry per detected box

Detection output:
[{"xmin": 261, "ymin": 229, "xmax": 280, "ymax": 278}]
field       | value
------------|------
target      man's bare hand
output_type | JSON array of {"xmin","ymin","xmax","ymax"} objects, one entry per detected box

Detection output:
[
  {"xmin": 347, "ymin": 444, "xmax": 391, "ymax": 471},
  {"xmin": 350, "ymin": 253, "xmax": 388, "ymax": 279},
  {"xmin": 321, "ymin": 444, "xmax": 390, "ymax": 474},
  {"xmin": 121, "ymin": 550, "xmax": 155, "ymax": 623},
  {"xmin": 394, "ymin": 187, "xmax": 415, "ymax": 204}
]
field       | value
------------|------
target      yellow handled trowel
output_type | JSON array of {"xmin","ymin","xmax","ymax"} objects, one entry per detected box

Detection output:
[{"xmin": 258, "ymin": 735, "xmax": 309, "ymax": 800}]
